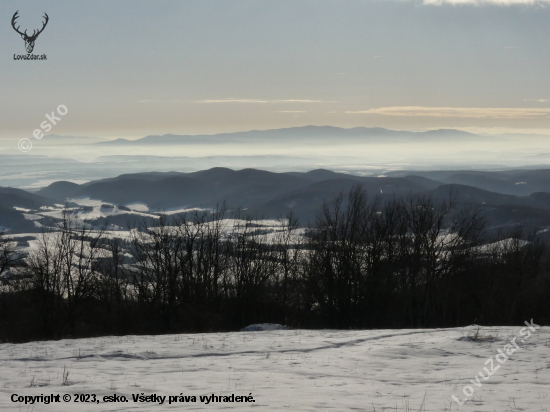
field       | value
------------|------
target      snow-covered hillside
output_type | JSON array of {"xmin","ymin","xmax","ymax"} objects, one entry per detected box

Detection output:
[{"xmin": 1, "ymin": 326, "xmax": 548, "ymax": 411}]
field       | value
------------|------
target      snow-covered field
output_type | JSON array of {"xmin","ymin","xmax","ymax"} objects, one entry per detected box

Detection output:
[{"xmin": 1, "ymin": 326, "xmax": 549, "ymax": 411}]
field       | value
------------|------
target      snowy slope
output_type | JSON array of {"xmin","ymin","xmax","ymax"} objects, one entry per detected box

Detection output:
[{"xmin": 0, "ymin": 326, "xmax": 549, "ymax": 411}]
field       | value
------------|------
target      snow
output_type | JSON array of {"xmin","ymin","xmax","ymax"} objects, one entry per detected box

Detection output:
[
  {"xmin": 67, "ymin": 198, "xmax": 107, "ymax": 208},
  {"xmin": 155, "ymin": 207, "xmax": 208, "ymax": 215},
  {"xmin": 22, "ymin": 213, "xmax": 42, "ymax": 221},
  {"xmin": 475, "ymin": 239, "xmax": 530, "ymax": 253},
  {"xmin": 125, "ymin": 203, "xmax": 150, "ymax": 212},
  {"xmin": 241, "ymin": 323, "xmax": 290, "ymax": 331},
  {"xmin": 0, "ymin": 325, "xmax": 549, "ymax": 411},
  {"xmin": 36, "ymin": 204, "xmax": 158, "ymax": 221}
]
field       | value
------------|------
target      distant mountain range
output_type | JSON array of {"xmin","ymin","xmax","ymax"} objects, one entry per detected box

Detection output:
[
  {"xmin": 94, "ymin": 126, "xmax": 489, "ymax": 146},
  {"xmin": 36, "ymin": 168, "xmax": 440, "ymax": 221},
  {"xmin": 4, "ymin": 166, "xmax": 550, "ymax": 234},
  {"xmin": 387, "ymin": 169, "xmax": 550, "ymax": 196},
  {"xmin": 23, "ymin": 126, "xmax": 550, "ymax": 147},
  {"xmin": 23, "ymin": 167, "xmax": 550, "ymax": 234}
]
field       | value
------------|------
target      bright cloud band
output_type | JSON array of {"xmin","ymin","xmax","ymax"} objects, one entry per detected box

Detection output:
[
  {"xmin": 198, "ymin": 99, "xmax": 327, "ymax": 104},
  {"xmin": 349, "ymin": 106, "xmax": 550, "ymax": 118}
]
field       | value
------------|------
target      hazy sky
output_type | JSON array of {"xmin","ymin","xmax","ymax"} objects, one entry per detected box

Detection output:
[{"xmin": 1, "ymin": 0, "xmax": 550, "ymax": 139}]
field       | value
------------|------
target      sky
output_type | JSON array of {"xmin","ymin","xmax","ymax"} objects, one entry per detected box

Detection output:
[{"xmin": 1, "ymin": 0, "xmax": 550, "ymax": 139}]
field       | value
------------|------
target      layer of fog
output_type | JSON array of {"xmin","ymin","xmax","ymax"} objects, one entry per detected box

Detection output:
[{"xmin": 2, "ymin": 130, "xmax": 550, "ymax": 189}]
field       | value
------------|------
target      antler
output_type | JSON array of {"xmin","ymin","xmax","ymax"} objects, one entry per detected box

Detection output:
[
  {"xmin": 11, "ymin": 11, "xmax": 27, "ymax": 37},
  {"xmin": 32, "ymin": 13, "xmax": 49, "ymax": 39}
]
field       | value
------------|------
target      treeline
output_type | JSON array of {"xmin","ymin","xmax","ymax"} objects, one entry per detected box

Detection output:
[{"xmin": 1, "ymin": 186, "xmax": 549, "ymax": 342}]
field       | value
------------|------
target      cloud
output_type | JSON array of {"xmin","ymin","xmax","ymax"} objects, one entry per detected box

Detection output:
[
  {"xmin": 524, "ymin": 98, "xmax": 549, "ymax": 103},
  {"xmin": 197, "ymin": 99, "xmax": 331, "ymax": 104},
  {"xmin": 431, "ymin": 126, "xmax": 550, "ymax": 134},
  {"xmin": 137, "ymin": 99, "xmax": 186, "ymax": 103},
  {"xmin": 138, "ymin": 98, "xmax": 334, "ymax": 104},
  {"xmin": 347, "ymin": 106, "xmax": 550, "ymax": 118},
  {"xmin": 275, "ymin": 111, "xmax": 307, "ymax": 113},
  {"xmin": 422, "ymin": 0, "xmax": 550, "ymax": 4}
]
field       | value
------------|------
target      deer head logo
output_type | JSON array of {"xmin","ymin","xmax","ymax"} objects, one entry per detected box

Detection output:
[{"xmin": 11, "ymin": 11, "xmax": 49, "ymax": 54}]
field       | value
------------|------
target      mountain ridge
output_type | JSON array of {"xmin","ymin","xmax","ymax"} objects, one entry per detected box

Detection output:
[
  {"xmin": 94, "ymin": 126, "xmax": 487, "ymax": 146},
  {"xmin": 5, "ymin": 167, "xmax": 550, "ymax": 234}
]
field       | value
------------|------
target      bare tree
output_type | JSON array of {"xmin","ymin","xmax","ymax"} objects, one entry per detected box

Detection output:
[
  {"xmin": 273, "ymin": 211, "xmax": 302, "ymax": 322},
  {"xmin": 24, "ymin": 210, "xmax": 108, "ymax": 335},
  {"xmin": 0, "ymin": 229, "xmax": 23, "ymax": 277}
]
